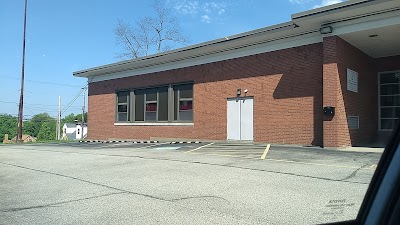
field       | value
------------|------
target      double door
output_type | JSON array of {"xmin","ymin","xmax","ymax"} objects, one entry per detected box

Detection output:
[{"xmin": 227, "ymin": 97, "xmax": 254, "ymax": 141}]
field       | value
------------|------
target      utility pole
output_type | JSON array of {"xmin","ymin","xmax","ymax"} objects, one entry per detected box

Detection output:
[
  {"xmin": 56, "ymin": 96, "xmax": 61, "ymax": 140},
  {"xmin": 17, "ymin": 0, "xmax": 28, "ymax": 143}
]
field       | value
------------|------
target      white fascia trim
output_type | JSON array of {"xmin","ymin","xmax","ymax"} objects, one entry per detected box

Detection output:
[
  {"xmin": 114, "ymin": 122, "xmax": 194, "ymax": 126},
  {"xmin": 292, "ymin": 0, "xmax": 370, "ymax": 20},
  {"xmin": 327, "ymin": 10, "xmax": 400, "ymax": 36},
  {"xmin": 90, "ymin": 32, "xmax": 322, "ymax": 83}
]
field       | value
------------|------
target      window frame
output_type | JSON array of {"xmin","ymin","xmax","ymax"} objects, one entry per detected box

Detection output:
[
  {"xmin": 173, "ymin": 84, "xmax": 194, "ymax": 122},
  {"xmin": 379, "ymin": 71, "xmax": 400, "ymax": 131},
  {"xmin": 115, "ymin": 91, "xmax": 130, "ymax": 122},
  {"xmin": 115, "ymin": 82, "xmax": 194, "ymax": 124}
]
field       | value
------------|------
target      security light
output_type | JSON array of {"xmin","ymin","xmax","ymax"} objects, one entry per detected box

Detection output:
[{"xmin": 320, "ymin": 26, "xmax": 333, "ymax": 34}]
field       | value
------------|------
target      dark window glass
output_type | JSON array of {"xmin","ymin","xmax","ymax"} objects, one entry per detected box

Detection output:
[
  {"xmin": 381, "ymin": 107, "xmax": 400, "ymax": 119},
  {"xmin": 179, "ymin": 100, "xmax": 193, "ymax": 110},
  {"xmin": 146, "ymin": 103, "xmax": 157, "ymax": 112},
  {"xmin": 173, "ymin": 84, "xmax": 193, "ymax": 121},
  {"xmin": 381, "ymin": 96, "xmax": 400, "ymax": 106},
  {"xmin": 146, "ymin": 89, "xmax": 157, "ymax": 101},
  {"xmin": 135, "ymin": 94, "xmax": 144, "ymax": 121},
  {"xmin": 380, "ymin": 73, "xmax": 400, "ymax": 84},
  {"xmin": 117, "ymin": 92, "xmax": 129, "ymax": 103},
  {"xmin": 174, "ymin": 90, "xmax": 178, "ymax": 120},
  {"xmin": 145, "ymin": 112, "xmax": 157, "ymax": 121},
  {"xmin": 380, "ymin": 84, "xmax": 400, "ymax": 95},
  {"xmin": 180, "ymin": 89, "xmax": 193, "ymax": 99},
  {"xmin": 117, "ymin": 92, "xmax": 129, "ymax": 122},
  {"xmin": 118, "ymin": 105, "xmax": 127, "ymax": 113},
  {"xmin": 179, "ymin": 111, "xmax": 193, "ymax": 121},
  {"xmin": 158, "ymin": 89, "xmax": 169, "ymax": 121},
  {"xmin": 381, "ymin": 119, "xmax": 398, "ymax": 130},
  {"xmin": 118, "ymin": 113, "xmax": 128, "ymax": 122}
]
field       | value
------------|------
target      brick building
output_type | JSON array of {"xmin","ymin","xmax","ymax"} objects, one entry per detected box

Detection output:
[{"xmin": 74, "ymin": 0, "xmax": 400, "ymax": 147}]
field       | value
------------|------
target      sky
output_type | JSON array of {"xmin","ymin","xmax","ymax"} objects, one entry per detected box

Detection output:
[{"xmin": 0, "ymin": 0, "xmax": 345, "ymax": 120}]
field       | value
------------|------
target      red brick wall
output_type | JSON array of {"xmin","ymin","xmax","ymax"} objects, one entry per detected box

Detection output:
[
  {"xmin": 323, "ymin": 36, "xmax": 378, "ymax": 147},
  {"xmin": 375, "ymin": 55, "xmax": 400, "ymax": 72},
  {"xmin": 88, "ymin": 43, "xmax": 323, "ymax": 145},
  {"xmin": 323, "ymin": 36, "xmax": 345, "ymax": 147}
]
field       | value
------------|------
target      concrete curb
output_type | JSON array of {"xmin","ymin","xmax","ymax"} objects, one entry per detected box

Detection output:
[
  {"xmin": 79, "ymin": 140, "xmax": 202, "ymax": 144},
  {"xmin": 169, "ymin": 141, "xmax": 201, "ymax": 144},
  {"xmin": 79, "ymin": 140, "xmax": 159, "ymax": 144}
]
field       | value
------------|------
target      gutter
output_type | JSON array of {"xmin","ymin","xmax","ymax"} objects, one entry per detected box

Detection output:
[{"xmin": 73, "ymin": 22, "xmax": 297, "ymax": 78}]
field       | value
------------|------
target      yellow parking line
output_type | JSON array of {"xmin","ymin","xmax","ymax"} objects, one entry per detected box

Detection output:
[
  {"xmin": 260, "ymin": 144, "xmax": 271, "ymax": 160},
  {"xmin": 185, "ymin": 142, "xmax": 214, "ymax": 153}
]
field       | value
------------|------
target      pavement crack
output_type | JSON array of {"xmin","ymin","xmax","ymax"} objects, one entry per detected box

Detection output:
[
  {"xmin": 1, "ymin": 148, "xmax": 371, "ymax": 185},
  {"xmin": 1, "ymin": 192, "xmax": 125, "ymax": 212},
  {"xmin": 339, "ymin": 163, "xmax": 369, "ymax": 181},
  {"xmin": 170, "ymin": 195, "xmax": 229, "ymax": 203},
  {"xmin": 0, "ymin": 162, "xmax": 171, "ymax": 203}
]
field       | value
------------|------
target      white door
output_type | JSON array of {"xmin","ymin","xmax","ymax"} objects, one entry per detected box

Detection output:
[
  {"xmin": 240, "ymin": 98, "xmax": 254, "ymax": 141},
  {"xmin": 227, "ymin": 98, "xmax": 254, "ymax": 141}
]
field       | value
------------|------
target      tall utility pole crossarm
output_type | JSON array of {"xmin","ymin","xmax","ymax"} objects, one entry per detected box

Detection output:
[{"xmin": 17, "ymin": 0, "xmax": 28, "ymax": 143}]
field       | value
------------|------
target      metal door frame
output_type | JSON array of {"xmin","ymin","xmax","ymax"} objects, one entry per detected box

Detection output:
[{"xmin": 226, "ymin": 97, "xmax": 254, "ymax": 141}]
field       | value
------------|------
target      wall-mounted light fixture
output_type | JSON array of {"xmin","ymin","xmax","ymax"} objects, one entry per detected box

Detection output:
[
  {"xmin": 320, "ymin": 26, "xmax": 333, "ymax": 35},
  {"xmin": 236, "ymin": 89, "xmax": 241, "ymax": 96}
]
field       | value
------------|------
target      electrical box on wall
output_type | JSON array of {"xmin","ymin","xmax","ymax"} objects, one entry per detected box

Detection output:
[{"xmin": 324, "ymin": 106, "xmax": 335, "ymax": 116}]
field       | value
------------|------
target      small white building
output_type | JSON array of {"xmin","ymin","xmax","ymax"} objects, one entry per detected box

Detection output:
[{"xmin": 62, "ymin": 123, "xmax": 87, "ymax": 140}]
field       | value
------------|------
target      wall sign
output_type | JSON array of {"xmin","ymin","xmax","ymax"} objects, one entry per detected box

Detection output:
[{"xmin": 347, "ymin": 69, "xmax": 358, "ymax": 93}]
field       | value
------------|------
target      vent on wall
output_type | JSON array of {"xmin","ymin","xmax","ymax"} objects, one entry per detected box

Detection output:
[{"xmin": 348, "ymin": 116, "xmax": 359, "ymax": 129}]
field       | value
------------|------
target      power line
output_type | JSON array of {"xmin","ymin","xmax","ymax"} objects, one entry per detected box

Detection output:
[
  {"xmin": 0, "ymin": 75, "xmax": 83, "ymax": 88},
  {"xmin": 61, "ymin": 85, "xmax": 87, "ymax": 114},
  {"xmin": 0, "ymin": 100, "xmax": 82, "ymax": 108}
]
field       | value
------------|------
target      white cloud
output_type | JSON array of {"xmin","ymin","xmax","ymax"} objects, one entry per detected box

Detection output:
[
  {"xmin": 289, "ymin": 0, "xmax": 345, "ymax": 7},
  {"xmin": 289, "ymin": 0, "xmax": 311, "ymax": 3},
  {"xmin": 174, "ymin": 0, "xmax": 200, "ymax": 15},
  {"xmin": 201, "ymin": 15, "xmax": 211, "ymax": 23},
  {"xmin": 313, "ymin": 0, "xmax": 344, "ymax": 8},
  {"xmin": 172, "ymin": 0, "xmax": 228, "ymax": 23}
]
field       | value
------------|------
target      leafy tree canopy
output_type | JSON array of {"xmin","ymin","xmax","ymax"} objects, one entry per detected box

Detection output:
[
  {"xmin": 0, "ymin": 114, "xmax": 18, "ymax": 141},
  {"xmin": 37, "ymin": 121, "xmax": 56, "ymax": 141},
  {"xmin": 61, "ymin": 113, "xmax": 87, "ymax": 124}
]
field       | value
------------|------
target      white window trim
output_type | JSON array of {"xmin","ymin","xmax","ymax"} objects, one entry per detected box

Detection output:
[{"xmin": 378, "ymin": 70, "xmax": 400, "ymax": 131}]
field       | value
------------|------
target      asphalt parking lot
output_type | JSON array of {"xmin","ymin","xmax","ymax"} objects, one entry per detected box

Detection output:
[{"xmin": 0, "ymin": 141, "xmax": 382, "ymax": 224}]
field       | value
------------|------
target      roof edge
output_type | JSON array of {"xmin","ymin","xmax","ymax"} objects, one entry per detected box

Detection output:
[
  {"xmin": 73, "ymin": 21, "xmax": 295, "ymax": 77},
  {"xmin": 292, "ymin": 0, "xmax": 372, "ymax": 20}
]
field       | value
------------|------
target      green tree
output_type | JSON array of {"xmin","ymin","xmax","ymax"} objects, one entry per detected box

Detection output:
[
  {"xmin": 0, "ymin": 114, "xmax": 18, "ymax": 141},
  {"xmin": 61, "ymin": 112, "xmax": 87, "ymax": 125},
  {"xmin": 75, "ymin": 112, "xmax": 88, "ymax": 123},
  {"xmin": 61, "ymin": 113, "xmax": 76, "ymax": 124},
  {"xmin": 29, "ymin": 113, "xmax": 56, "ymax": 138},
  {"xmin": 23, "ymin": 120, "xmax": 35, "ymax": 137},
  {"xmin": 37, "ymin": 121, "xmax": 56, "ymax": 141}
]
